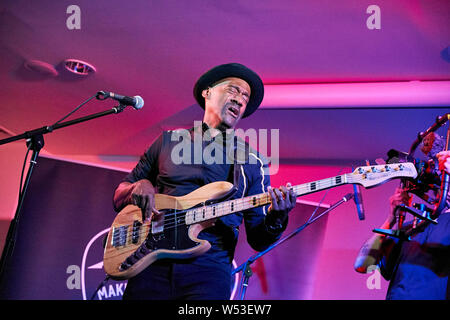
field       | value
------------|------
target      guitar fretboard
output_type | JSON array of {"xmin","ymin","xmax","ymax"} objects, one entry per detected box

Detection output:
[{"xmin": 184, "ymin": 173, "xmax": 352, "ymax": 225}]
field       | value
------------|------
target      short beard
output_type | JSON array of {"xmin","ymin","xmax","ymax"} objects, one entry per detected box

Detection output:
[{"xmin": 216, "ymin": 122, "xmax": 232, "ymax": 131}]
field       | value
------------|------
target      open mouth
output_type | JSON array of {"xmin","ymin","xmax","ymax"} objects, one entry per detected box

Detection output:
[{"xmin": 226, "ymin": 105, "xmax": 240, "ymax": 118}]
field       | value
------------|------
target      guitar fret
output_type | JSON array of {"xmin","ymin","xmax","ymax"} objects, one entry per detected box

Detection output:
[
  {"xmin": 291, "ymin": 175, "xmax": 348, "ymax": 197},
  {"xmin": 185, "ymin": 193, "xmax": 271, "ymax": 225}
]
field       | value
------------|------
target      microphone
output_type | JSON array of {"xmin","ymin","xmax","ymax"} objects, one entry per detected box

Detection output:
[
  {"xmin": 352, "ymin": 184, "xmax": 365, "ymax": 220},
  {"xmin": 96, "ymin": 91, "xmax": 144, "ymax": 110}
]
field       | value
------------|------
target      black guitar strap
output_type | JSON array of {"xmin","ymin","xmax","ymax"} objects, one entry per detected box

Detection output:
[
  {"xmin": 226, "ymin": 135, "xmax": 242, "ymax": 195},
  {"xmin": 199, "ymin": 122, "xmax": 244, "ymax": 197}
]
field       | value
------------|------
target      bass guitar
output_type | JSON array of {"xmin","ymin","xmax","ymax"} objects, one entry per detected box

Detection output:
[{"xmin": 103, "ymin": 162, "xmax": 417, "ymax": 279}]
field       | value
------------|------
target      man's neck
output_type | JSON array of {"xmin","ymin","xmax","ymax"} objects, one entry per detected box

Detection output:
[{"xmin": 202, "ymin": 119, "xmax": 231, "ymax": 137}]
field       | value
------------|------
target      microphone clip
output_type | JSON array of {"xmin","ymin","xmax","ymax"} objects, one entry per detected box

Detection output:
[
  {"xmin": 95, "ymin": 91, "xmax": 128, "ymax": 113},
  {"xmin": 96, "ymin": 91, "xmax": 109, "ymax": 101},
  {"xmin": 112, "ymin": 103, "xmax": 127, "ymax": 114}
]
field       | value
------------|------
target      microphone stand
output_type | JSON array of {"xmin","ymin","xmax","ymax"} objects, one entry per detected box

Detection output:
[
  {"xmin": 232, "ymin": 193, "xmax": 354, "ymax": 300},
  {"xmin": 0, "ymin": 101, "xmax": 128, "ymax": 285}
]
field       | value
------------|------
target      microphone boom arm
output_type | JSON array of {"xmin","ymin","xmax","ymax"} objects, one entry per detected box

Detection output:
[
  {"xmin": 0, "ymin": 96, "xmax": 130, "ymax": 284},
  {"xmin": 0, "ymin": 104, "xmax": 126, "ymax": 146}
]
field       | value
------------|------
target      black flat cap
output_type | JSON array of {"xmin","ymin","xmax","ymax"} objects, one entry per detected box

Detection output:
[{"xmin": 193, "ymin": 63, "xmax": 264, "ymax": 118}]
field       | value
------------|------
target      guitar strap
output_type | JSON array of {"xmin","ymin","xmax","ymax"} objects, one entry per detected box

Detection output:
[
  {"xmin": 229, "ymin": 134, "xmax": 255, "ymax": 198},
  {"xmin": 227, "ymin": 135, "xmax": 243, "ymax": 192},
  {"xmin": 232, "ymin": 152, "xmax": 242, "ymax": 192},
  {"xmin": 198, "ymin": 122, "xmax": 245, "ymax": 195}
]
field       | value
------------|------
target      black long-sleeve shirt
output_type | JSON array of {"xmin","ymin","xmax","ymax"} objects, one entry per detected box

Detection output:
[{"xmin": 116, "ymin": 123, "xmax": 287, "ymax": 271}]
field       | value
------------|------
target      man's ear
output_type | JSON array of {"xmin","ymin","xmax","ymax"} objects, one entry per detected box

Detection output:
[{"xmin": 202, "ymin": 88, "xmax": 210, "ymax": 99}]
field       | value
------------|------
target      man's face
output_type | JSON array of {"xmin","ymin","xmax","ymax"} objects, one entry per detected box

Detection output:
[
  {"xmin": 421, "ymin": 133, "xmax": 436, "ymax": 155},
  {"xmin": 202, "ymin": 77, "xmax": 251, "ymax": 129}
]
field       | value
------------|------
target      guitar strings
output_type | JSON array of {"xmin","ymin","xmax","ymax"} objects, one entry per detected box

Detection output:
[
  {"xmin": 110, "ymin": 177, "xmax": 349, "ymax": 244},
  {"xmin": 122, "ymin": 174, "xmax": 346, "ymax": 227},
  {"xmin": 110, "ymin": 194, "xmax": 269, "ymax": 244},
  {"xmin": 110, "ymin": 191, "xmax": 273, "ymax": 243},
  {"xmin": 110, "ymin": 165, "xmax": 409, "ymax": 245},
  {"xmin": 111, "ymin": 176, "xmax": 354, "ymax": 244},
  {"xmin": 111, "ymin": 164, "xmax": 407, "ymax": 242},
  {"xmin": 119, "ymin": 173, "xmax": 351, "ymax": 228},
  {"xmin": 110, "ymin": 192, "xmax": 272, "ymax": 244}
]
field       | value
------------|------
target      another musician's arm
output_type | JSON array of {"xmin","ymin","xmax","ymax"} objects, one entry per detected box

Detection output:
[
  {"xmin": 354, "ymin": 220, "xmax": 396, "ymax": 273},
  {"xmin": 354, "ymin": 187, "xmax": 410, "ymax": 274}
]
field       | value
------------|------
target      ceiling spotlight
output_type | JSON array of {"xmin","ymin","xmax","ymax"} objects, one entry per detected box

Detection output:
[{"xmin": 64, "ymin": 59, "xmax": 96, "ymax": 75}]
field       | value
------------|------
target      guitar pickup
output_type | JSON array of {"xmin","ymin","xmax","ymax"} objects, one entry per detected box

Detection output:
[
  {"xmin": 132, "ymin": 220, "xmax": 142, "ymax": 244},
  {"xmin": 112, "ymin": 225, "xmax": 129, "ymax": 247}
]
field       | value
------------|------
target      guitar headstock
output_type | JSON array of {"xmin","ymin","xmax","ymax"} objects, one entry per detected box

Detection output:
[{"xmin": 350, "ymin": 162, "xmax": 418, "ymax": 188}]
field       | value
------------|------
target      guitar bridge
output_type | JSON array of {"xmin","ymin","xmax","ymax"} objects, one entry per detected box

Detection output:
[
  {"xmin": 119, "ymin": 238, "xmax": 155, "ymax": 271},
  {"xmin": 111, "ymin": 220, "xmax": 142, "ymax": 247}
]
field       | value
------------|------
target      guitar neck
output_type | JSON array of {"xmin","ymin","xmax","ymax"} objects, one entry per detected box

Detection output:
[{"xmin": 185, "ymin": 173, "xmax": 353, "ymax": 225}]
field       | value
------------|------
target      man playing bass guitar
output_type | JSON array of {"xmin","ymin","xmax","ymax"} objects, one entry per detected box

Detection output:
[{"xmin": 112, "ymin": 63, "xmax": 296, "ymax": 300}]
